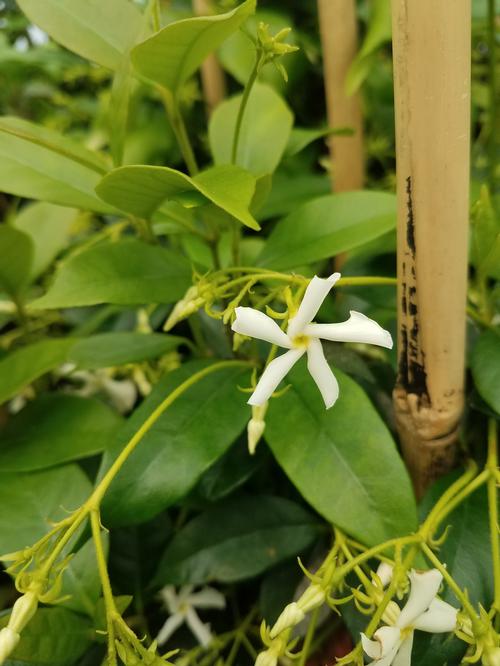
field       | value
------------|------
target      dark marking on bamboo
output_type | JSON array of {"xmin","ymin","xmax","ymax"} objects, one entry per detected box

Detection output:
[{"xmin": 406, "ymin": 176, "xmax": 416, "ymax": 255}]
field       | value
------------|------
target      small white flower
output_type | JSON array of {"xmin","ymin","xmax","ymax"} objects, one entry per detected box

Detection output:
[
  {"xmin": 60, "ymin": 364, "xmax": 137, "ymax": 413},
  {"xmin": 361, "ymin": 569, "xmax": 458, "ymax": 666},
  {"xmin": 156, "ymin": 585, "xmax": 226, "ymax": 648},
  {"xmin": 231, "ymin": 273, "xmax": 392, "ymax": 409}
]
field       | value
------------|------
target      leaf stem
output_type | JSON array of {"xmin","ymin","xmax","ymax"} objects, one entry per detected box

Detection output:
[
  {"xmin": 231, "ymin": 55, "xmax": 261, "ymax": 164},
  {"xmin": 486, "ymin": 420, "xmax": 500, "ymax": 615},
  {"xmin": 160, "ymin": 88, "xmax": 199, "ymax": 175},
  {"xmin": 297, "ymin": 607, "xmax": 320, "ymax": 666}
]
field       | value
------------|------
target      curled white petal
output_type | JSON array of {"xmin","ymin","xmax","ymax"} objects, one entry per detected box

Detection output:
[
  {"xmin": 305, "ymin": 311, "xmax": 393, "ymax": 349},
  {"xmin": 413, "ymin": 597, "xmax": 458, "ymax": 633},
  {"xmin": 156, "ymin": 613, "xmax": 184, "ymax": 645},
  {"xmin": 248, "ymin": 348, "xmax": 304, "ymax": 406},
  {"xmin": 362, "ymin": 626, "xmax": 402, "ymax": 665},
  {"xmin": 287, "ymin": 273, "xmax": 340, "ymax": 339},
  {"xmin": 232, "ymin": 307, "xmax": 291, "ymax": 348},
  {"xmin": 361, "ymin": 633, "xmax": 382, "ymax": 659},
  {"xmin": 397, "ymin": 569, "xmax": 443, "ymax": 628},
  {"xmin": 306, "ymin": 339, "xmax": 339, "ymax": 409},
  {"xmin": 185, "ymin": 607, "xmax": 213, "ymax": 647},
  {"xmin": 392, "ymin": 634, "xmax": 414, "ymax": 666},
  {"xmin": 187, "ymin": 587, "xmax": 226, "ymax": 610},
  {"xmin": 376, "ymin": 562, "xmax": 394, "ymax": 589}
]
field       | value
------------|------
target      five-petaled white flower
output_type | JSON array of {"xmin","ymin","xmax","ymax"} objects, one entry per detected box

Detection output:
[
  {"xmin": 156, "ymin": 585, "xmax": 226, "ymax": 648},
  {"xmin": 361, "ymin": 569, "xmax": 458, "ymax": 666},
  {"xmin": 231, "ymin": 272, "xmax": 393, "ymax": 408}
]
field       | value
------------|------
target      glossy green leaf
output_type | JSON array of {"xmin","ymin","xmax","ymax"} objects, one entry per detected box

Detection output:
[
  {"xmin": 13, "ymin": 202, "xmax": 77, "ymax": 279},
  {"xmin": 285, "ymin": 126, "xmax": 353, "ymax": 157},
  {"xmin": 265, "ymin": 363, "xmax": 417, "ymax": 545},
  {"xmin": 61, "ymin": 537, "xmax": 107, "ymax": 616},
  {"xmin": 257, "ymin": 173, "xmax": 331, "ymax": 221},
  {"xmin": 346, "ymin": 0, "xmax": 392, "ymax": 94},
  {"xmin": 0, "ymin": 117, "xmax": 113, "ymax": 213},
  {"xmin": 100, "ymin": 361, "xmax": 251, "ymax": 526},
  {"xmin": 0, "ymin": 339, "xmax": 74, "ymax": 405},
  {"xmin": 471, "ymin": 329, "xmax": 500, "ymax": 414},
  {"xmin": 16, "ymin": 0, "xmax": 143, "ymax": 70},
  {"xmin": 0, "ymin": 226, "xmax": 33, "ymax": 297},
  {"xmin": 96, "ymin": 164, "xmax": 259, "ymax": 230},
  {"xmin": 0, "ymin": 607, "xmax": 91, "ymax": 666},
  {"xmin": 257, "ymin": 191, "xmax": 397, "ymax": 270},
  {"xmin": 69, "ymin": 332, "xmax": 185, "ymax": 370},
  {"xmin": 131, "ymin": 0, "xmax": 255, "ymax": 94},
  {"xmin": 0, "ymin": 464, "xmax": 92, "ymax": 553},
  {"xmin": 31, "ymin": 239, "xmax": 192, "ymax": 309},
  {"xmin": 209, "ymin": 83, "xmax": 294, "ymax": 176},
  {"xmin": 153, "ymin": 495, "xmax": 320, "ymax": 586},
  {"xmin": 0, "ymin": 394, "xmax": 122, "ymax": 472}
]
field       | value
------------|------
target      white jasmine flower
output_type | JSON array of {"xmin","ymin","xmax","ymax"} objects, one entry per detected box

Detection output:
[
  {"xmin": 231, "ymin": 272, "xmax": 393, "ymax": 408},
  {"xmin": 156, "ymin": 585, "xmax": 226, "ymax": 648},
  {"xmin": 60, "ymin": 364, "xmax": 137, "ymax": 413},
  {"xmin": 361, "ymin": 569, "xmax": 458, "ymax": 666}
]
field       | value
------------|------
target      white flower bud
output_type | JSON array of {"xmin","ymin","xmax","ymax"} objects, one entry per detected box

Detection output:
[
  {"xmin": 270, "ymin": 602, "xmax": 304, "ymax": 638},
  {"xmin": 9, "ymin": 593, "xmax": 38, "ymax": 633},
  {"xmin": 254, "ymin": 648, "xmax": 278, "ymax": 666},
  {"xmin": 247, "ymin": 403, "xmax": 268, "ymax": 455},
  {"xmin": 375, "ymin": 562, "xmax": 393, "ymax": 589},
  {"xmin": 0, "ymin": 627, "xmax": 20, "ymax": 662},
  {"xmin": 381, "ymin": 600, "xmax": 400, "ymax": 626},
  {"xmin": 164, "ymin": 287, "xmax": 203, "ymax": 331},
  {"xmin": 297, "ymin": 583, "xmax": 326, "ymax": 613}
]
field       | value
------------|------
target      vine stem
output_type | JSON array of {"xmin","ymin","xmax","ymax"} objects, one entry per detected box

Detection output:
[
  {"xmin": 297, "ymin": 607, "xmax": 320, "ymax": 666},
  {"xmin": 487, "ymin": 420, "xmax": 500, "ymax": 615},
  {"xmin": 160, "ymin": 88, "xmax": 199, "ymax": 175},
  {"xmin": 231, "ymin": 54, "xmax": 261, "ymax": 164},
  {"xmin": 90, "ymin": 509, "xmax": 117, "ymax": 666},
  {"xmin": 88, "ymin": 360, "xmax": 251, "ymax": 507}
]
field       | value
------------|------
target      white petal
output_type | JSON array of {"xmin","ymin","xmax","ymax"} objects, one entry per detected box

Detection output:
[
  {"xmin": 103, "ymin": 377, "xmax": 137, "ymax": 413},
  {"xmin": 376, "ymin": 562, "xmax": 394, "ymax": 588},
  {"xmin": 188, "ymin": 587, "xmax": 226, "ymax": 610},
  {"xmin": 248, "ymin": 349, "xmax": 304, "ymax": 406},
  {"xmin": 361, "ymin": 633, "xmax": 382, "ymax": 659},
  {"xmin": 232, "ymin": 307, "xmax": 291, "ymax": 348},
  {"xmin": 413, "ymin": 598, "xmax": 458, "ymax": 633},
  {"xmin": 305, "ymin": 311, "xmax": 393, "ymax": 349},
  {"xmin": 392, "ymin": 634, "xmax": 414, "ymax": 666},
  {"xmin": 287, "ymin": 273, "xmax": 341, "ymax": 338},
  {"xmin": 159, "ymin": 585, "xmax": 181, "ymax": 613},
  {"xmin": 185, "ymin": 607, "xmax": 212, "ymax": 646},
  {"xmin": 306, "ymin": 339, "xmax": 339, "ymax": 409},
  {"xmin": 397, "ymin": 569, "xmax": 443, "ymax": 628},
  {"xmin": 156, "ymin": 613, "xmax": 184, "ymax": 645}
]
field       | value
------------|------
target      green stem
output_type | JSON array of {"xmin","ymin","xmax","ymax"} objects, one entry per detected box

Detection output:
[
  {"xmin": 487, "ymin": 420, "xmax": 500, "ymax": 614},
  {"xmin": 160, "ymin": 89, "xmax": 198, "ymax": 175},
  {"xmin": 297, "ymin": 607, "xmax": 320, "ymax": 666},
  {"xmin": 91, "ymin": 509, "xmax": 118, "ymax": 666},
  {"xmin": 88, "ymin": 360, "xmax": 251, "ymax": 507},
  {"xmin": 231, "ymin": 55, "xmax": 261, "ymax": 163},
  {"xmin": 488, "ymin": 0, "xmax": 498, "ymax": 192}
]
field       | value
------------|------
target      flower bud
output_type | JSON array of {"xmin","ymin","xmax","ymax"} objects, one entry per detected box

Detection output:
[
  {"xmin": 484, "ymin": 647, "xmax": 500, "ymax": 666},
  {"xmin": 247, "ymin": 403, "xmax": 268, "ymax": 455},
  {"xmin": 270, "ymin": 602, "xmax": 304, "ymax": 638},
  {"xmin": 375, "ymin": 562, "xmax": 393, "ymax": 589},
  {"xmin": 297, "ymin": 583, "xmax": 326, "ymax": 613},
  {"xmin": 164, "ymin": 287, "xmax": 204, "ymax": 331},
  {"xmin": 381, "ymin": 600, "xmax": 401, "ymax": 626},
  {"xmin": 9, "ymin": 592, "xmax": 38, "ymax": 633},
  {"xmin": 0, "ymin": 627, "xmax": 20, "ymax": 662},
  {"xmin": 254, "ymin": 648, "xmax": 278, "ymax": 666}
]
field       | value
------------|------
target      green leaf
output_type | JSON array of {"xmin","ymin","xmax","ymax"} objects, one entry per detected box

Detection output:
[
  {"xmin": 131, "ymin": 0, "xmax": 256, "ymax": 94},
  {"xmin": 346, "ymin": 0, "xmax": 392, "ymax": 95},
  {"xmin": 69, "ymin": 332, "xmax": 185, "ymax": 370},
  {"xmin": 96, "ymin": 164, "xmax": 260, "ymax": 230},
  {"xmin": 0, "ymin": 339, "xmax": 75, "ymax": 405},
  {"xmin": 61, "ymin": 537, "xmax": 107, "ymax": 616},
  {"xmin": 471, "ymin": 329, "xmax": 500, "ymax": 414},
  {"xmin": 0, "ymin": 394, "xmax": 122, "ymax": 472},
  {"xmin": 0, "ymin": 226, "xmax": 34, "ymax": 297},
  {"xmin": 100, "ymin": 361, "xmax": 251, "ymax": 526},
  {"xmin": 209, "ymin": 83, "xmax": 294, "ymax": 176},
  {"xmin": 30, "ymin": 239, "xmax": 192, "ymax": 309},
  {"xmin": 12, "ymin": 202, "xmax": 77, "ymax": 279},
  {"xmin": 257, "ymin": 173, "xmax": 331, "ymax": 221},
  {"xmin": 0, "ymin": 464, "xmax": 92, "ymax": 554},
  {"xmin": 16, "ymin": 0, "xmax": 144, "ymax": 70},
  {"xmin": 265, "ymin": 363, "xmax": 417, "ymax": 545},
  {"xmin": 0, "ymin": 606, "xmax": 91, "ymax": 666},
  {"xmin": 285, "ymin": 126, "xmax": 353, "ymax": 157},
  {"xmin": 153, "ymin": 495, "xmax": 320, "ymax": 586},
  {"xmin": 257, "ymin": 191, "xmax": 397, "ymax": 270},
  {"xmin": 0, "ymin": 117, "xmax": 113, "ymax": 213}
]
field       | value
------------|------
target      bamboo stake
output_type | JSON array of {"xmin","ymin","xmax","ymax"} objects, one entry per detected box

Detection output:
[
  {"xmin": 317, "ymin": 0, "xmax": 364, "ymax": 192},
  {"xmin": 391, "ymin": 0, "xmax": 471, "ymax": 497},
  {"xmin": 193, "ymin": 0, "xmax": 227, "ymax": 114}
]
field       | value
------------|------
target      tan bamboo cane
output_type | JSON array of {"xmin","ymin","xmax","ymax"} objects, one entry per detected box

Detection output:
[
  {"xmin": 193, "ymin": 0, "xmax": 227, "ymax": 114},
  {"xmin": 391, "ymin": 0, "xmax": 471, "ymax": 497},
  {"xmin": 317, "ymin": 0, "xmax": 365, "ymax": 193}
]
